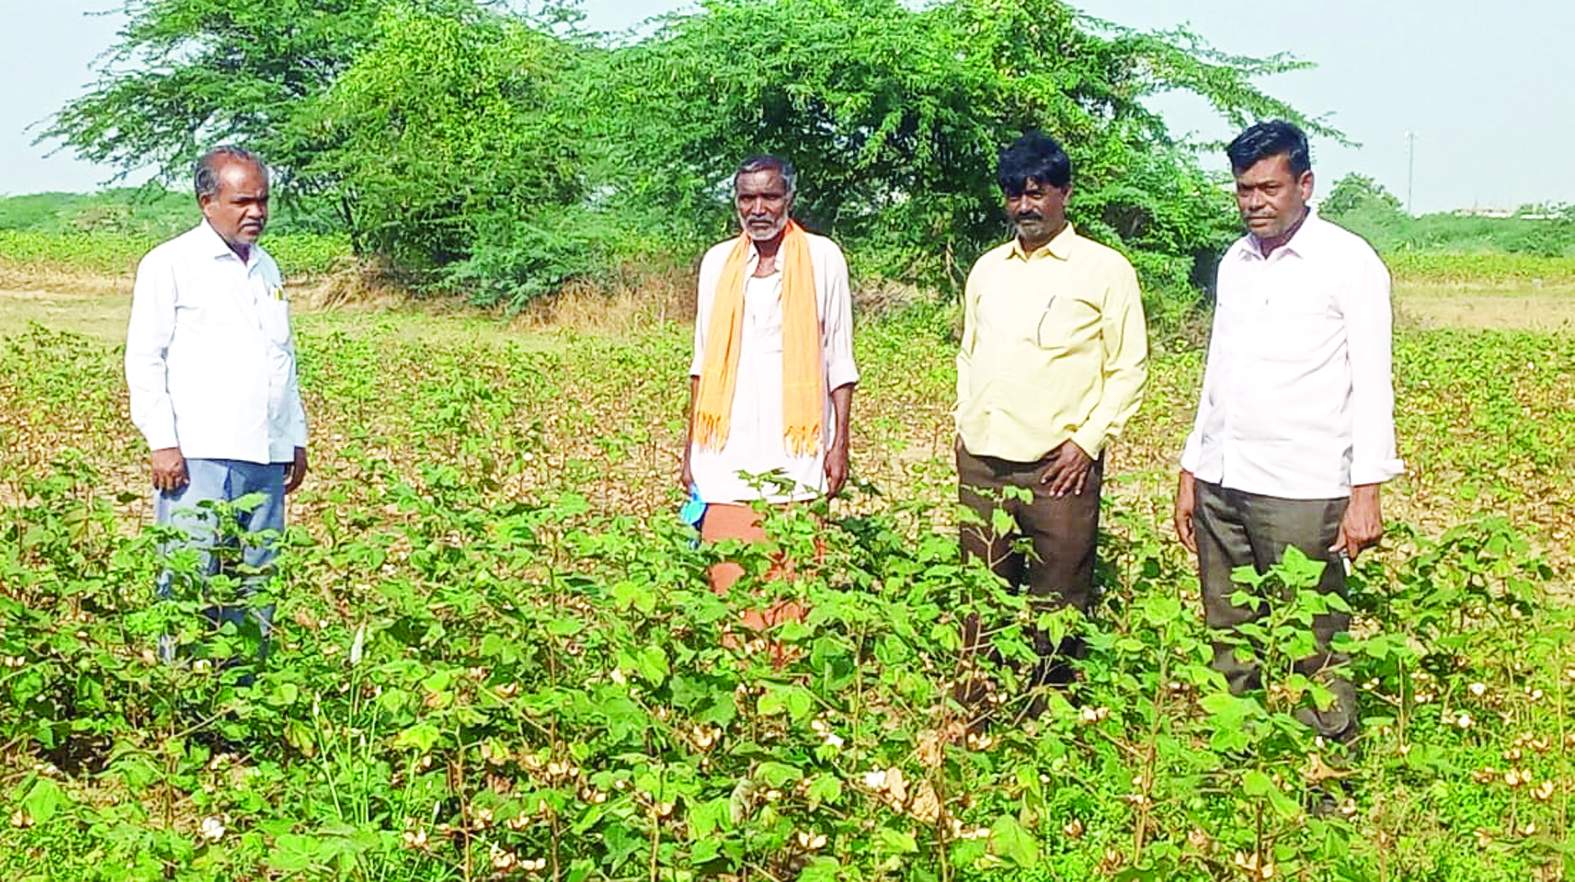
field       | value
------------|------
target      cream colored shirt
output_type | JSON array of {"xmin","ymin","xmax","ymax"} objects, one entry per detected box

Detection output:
[
  {"xmin": 688, "ymin": 233, "xmax": 859, "ymax": 504},
  {"xmin": 956, "ymin": 223, "xmax": 1149, "ymax": 462}
]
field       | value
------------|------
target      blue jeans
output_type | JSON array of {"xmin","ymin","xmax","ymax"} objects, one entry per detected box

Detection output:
[{"xmin": 155, "ymin": 458, "xmax": 286, "ymax": 660}]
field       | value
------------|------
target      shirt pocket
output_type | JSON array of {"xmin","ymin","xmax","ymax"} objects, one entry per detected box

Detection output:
[
  {"xmin": 256, "ymin": 294, "xmax": 293, "ymax": 348},
  {"xmin": 1259, "ymin": 302, "xmax": 1335, "ymax": 362},
  {"xmin": 1035, "ymin": 293, "xmax": 1099, "ymax": 351}
]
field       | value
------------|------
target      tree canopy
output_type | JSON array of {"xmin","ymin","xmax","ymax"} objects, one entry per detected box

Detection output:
[{"xmin": 46, "ymin": 0, "xmax": 1332, "ymax": 307}]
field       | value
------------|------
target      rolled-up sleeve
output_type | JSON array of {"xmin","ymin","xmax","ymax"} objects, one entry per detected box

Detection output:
[
  {"xmin": 821, "ymin": 245, "xmax": 859, "ymax": 389},
  {"xmin": 125, "ymin": 254, "xmax": 180, "ymax": 451},
  {"xmin": 1340, "ymin": 253, "xmax": 1404, "ymax": 486},
  {"xmin": 1070, "ymin": 263, "xmax": 1148, "ymax": 458}
]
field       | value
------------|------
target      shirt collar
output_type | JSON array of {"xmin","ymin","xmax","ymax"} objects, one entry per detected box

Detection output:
[
  {"xmin": 1009, "ymin": 222, "xmax": 1078, "ymax": 261},
  {"xmin": 193, "ymin": 219, "xmax": 258, "ymax": 267},
  {"xmin": 1237, "ymin": 208, "xmax": 1322, "ymax": 262}
]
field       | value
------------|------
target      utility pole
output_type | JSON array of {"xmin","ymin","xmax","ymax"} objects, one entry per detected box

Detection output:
[{"xmin": 1405, "ymin": 131, "xmax": 1417, "ymax": 215}]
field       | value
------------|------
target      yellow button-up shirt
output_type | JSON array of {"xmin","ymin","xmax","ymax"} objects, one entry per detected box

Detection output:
[{"xmin": 956, "ymin": 223, "xmax": 1149, "ymax": 462}]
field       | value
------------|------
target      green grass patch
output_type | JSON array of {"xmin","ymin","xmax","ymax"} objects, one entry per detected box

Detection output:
[{"xmin": 0, "ymin": 229, "xmax": 351, "ymax": 277}]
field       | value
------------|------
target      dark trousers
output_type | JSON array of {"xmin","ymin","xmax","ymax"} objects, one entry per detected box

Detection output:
[
  {"xmin": 1194, "ymin": 480, "xmax": 1356, "ymax": 740},
  {"xmin": 956, "ymin": 442, "xmax": 1102, "ymax": 696}
]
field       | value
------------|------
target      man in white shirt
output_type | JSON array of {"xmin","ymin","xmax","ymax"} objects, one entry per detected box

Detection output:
[
  {"xmin": 1173, "ymin": 121, "xmax": 1403, "ymax": 741},
  {"xmin": 680, "ymin": 155, "xmax": 858, "ymax": 633},
  {"xmin": 125, "ymin": 146, "xmax": 309, "ymax": 658}
]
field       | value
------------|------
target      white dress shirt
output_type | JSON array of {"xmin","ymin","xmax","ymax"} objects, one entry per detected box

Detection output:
[
  {"xmin": 125, "ymin": 221, "xmax": 308, "ymax": 464},
  {"xmin": 1180, "ymin": 211, "xmax": 1403, "ymax": 499},
  {"xmin": 688, "ymin": 232, "xmax": 859, "ymax": 504}
]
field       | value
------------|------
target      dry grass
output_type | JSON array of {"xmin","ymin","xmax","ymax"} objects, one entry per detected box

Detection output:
[{"xmin": 1394, "ymin": 282, "xmax": 1575, "ymax": 331}]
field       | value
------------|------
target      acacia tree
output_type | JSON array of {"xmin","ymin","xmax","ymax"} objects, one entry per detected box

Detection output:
[
  {"xmin": 40, "ymin": 0, "xmax": 574, "ymax": 250},
  {"xmin": 596, "ymin": 0, "xmax": 1334, "ymax": 290},
  {"xmin": 294, "ymin": 7, "xmax": 587, "ymax": 271}
]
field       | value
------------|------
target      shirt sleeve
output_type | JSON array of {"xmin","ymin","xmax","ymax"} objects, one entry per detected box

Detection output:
[
  {"xmin": 1178, "ymin": 322, "xmax": 1217, "ymax": 475},
  {"xmin": 1070, "ymin": 262, "xmax": 1149, "ymax": 458},
  {"xmin": 822, "ymin": 244, "xmax": 859, "ymax": 389},
  {"xmin": 689, "ymin": 252, "xmax": 714, "ymax": 378},
  {"xmin": 124, "ymin": 253, "xmax": 180, "ymax": 451},
  {"xmin": 1339, "ymin": 250, "xmax": 1404, "ymax": 485},
  {"xmin": 284, "ymin": 273, "xmax": 309, "ymax": 448},
  {"xmin": 955, "ymin": 265, "xmax": 979, "ymax": 411}
]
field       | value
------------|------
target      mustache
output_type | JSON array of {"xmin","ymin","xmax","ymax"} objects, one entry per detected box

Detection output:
[{"xmin": 1014, "ymin": 212, "xmax": 1044, "ymax": 223}]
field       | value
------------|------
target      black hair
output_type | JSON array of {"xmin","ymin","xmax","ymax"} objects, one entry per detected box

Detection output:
[
  {"xmin": 1225, "ymin": 120, "xmax": 1311, "ymax": 176},
  {"xmin": 997, "ymin": 130, "xmax": 1071, "ymax": 194},
  {"xmin": 194, "ymin": 145, "xmax": 267, "ymax": 200},
  {"xmin": 734, "ymin": 154, "xmax": 797, "ymax": 196}
]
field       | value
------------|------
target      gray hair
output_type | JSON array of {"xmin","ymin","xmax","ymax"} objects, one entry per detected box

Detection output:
[
  {"xmin": 194, "ymin": 146, "xmax": 268, "ymax": 200},
  {"xmin": 734, "ymin": 154, "xmax": 797, "ymax": 197}
]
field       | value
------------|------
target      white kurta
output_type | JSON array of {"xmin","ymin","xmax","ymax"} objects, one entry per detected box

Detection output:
[{"xmin": 688, "ymin": 233, "xmax": 859, "ymax": 504}]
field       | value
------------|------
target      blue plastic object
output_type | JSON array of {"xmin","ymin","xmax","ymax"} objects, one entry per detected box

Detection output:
[{"xmin": 679, "ymin": 485, "xmax": 706, "ymax": 528}]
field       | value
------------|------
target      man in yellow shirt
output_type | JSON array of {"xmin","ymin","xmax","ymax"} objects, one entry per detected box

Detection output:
[{"xmin": 956, "ymin": 130, "xmax": 1149, "ymax": 699}]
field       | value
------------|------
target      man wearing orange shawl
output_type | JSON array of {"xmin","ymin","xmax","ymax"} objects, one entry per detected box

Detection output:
[{"xmin": 681, "ymin": 155, "xmax": 859, "ymax": 620}]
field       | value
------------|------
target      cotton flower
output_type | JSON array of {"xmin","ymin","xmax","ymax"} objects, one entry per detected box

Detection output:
[{"xmin": 199, "ymin": 816, "xmax": 226, "ymax": 842}]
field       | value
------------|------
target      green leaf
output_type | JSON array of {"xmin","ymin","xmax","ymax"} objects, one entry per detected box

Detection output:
[
  {"xmin": 392, "ymin": 723, "xmax": 441, "ymax": 752},
  {"xmin": 799, "ymin": 857, "xmax": 841, "ymax": 882},
  {"xmin": 876, "ymin": 827, "xmax": 919, "ymax": 854},
  {"xmin": 691, "ymin": 839, "xmax": 722, "ymax": 866},
  {"xmin": 757, "ymin": 762, "xmax": 803, "ymax": 787},
  {"xmin": 1241, "ymin": 769, "xmax": 1299, "ymax": 819},
  {"xmin": 636, "ymin": 645, "xmax": 669, "ymax": 685},
  {"xmin": 806, "ymin": 774, "xmax": 843, "ymax": 807},
  {"xmin": 21, "ymin": 778, "xmax": 68, "ymax": 825},
  {"xmin": 267, "ymin": 833, "xmax": 323, "ymax": 872},
  {"xmin": 989, "ymin": 814, "xmax": 1038, "ymax": 868}
]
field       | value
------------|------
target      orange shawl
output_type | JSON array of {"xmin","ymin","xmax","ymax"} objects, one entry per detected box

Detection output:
[{"xmin": 693, "ymin": 221, "xmax": 823, "ymax": 455}]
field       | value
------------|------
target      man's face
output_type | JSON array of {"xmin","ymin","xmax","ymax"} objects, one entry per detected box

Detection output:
[
  {"xmin": 735, "ymin": 169, "xmax": 792, "ymax": 241},
  {"xmin": 1233, "ymin": 153, "xmax": 1313, "ymax": 239},
  {"xmin": 1006, "ymin": 178, "xmax": 1069, "ymax": 246},
  {"xmin": 200, "ymin": 159, "xmax": 270, "ymax": 247}
]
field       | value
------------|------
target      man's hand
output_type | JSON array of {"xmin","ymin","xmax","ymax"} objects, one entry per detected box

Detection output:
[
  {"xmin": 1332, "ymin": 483, "xmax": 1383, "ymax": 560},
  {"xmin": 151, "ymin": 447, "xmax": 188, "ymax": 493},
  {"xmin": 680, "ymin": 452, "xmax": 694, "ymax": 493},
  {"xmin": 1038, "ymin": 440, "xmax": 1094, "ymax": 497},
  {"xmin": 1174, "ymin": 469, "xmax": 1198, "ymax": 554},
  {"xmin": 824, "ymin": 440, "xmax": 850, "ymax": 497},
  {"xmin": 284, "ymin": 446, "xmax": 309, "ymax": 494}
]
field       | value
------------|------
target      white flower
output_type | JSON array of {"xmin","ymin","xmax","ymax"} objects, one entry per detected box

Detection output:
[{"xmin": 199, "ymin": 816, "xmax": 226, "ymax": 842}]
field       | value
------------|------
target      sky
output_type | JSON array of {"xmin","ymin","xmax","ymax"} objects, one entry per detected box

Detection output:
[{"xmin": 5, "ymin": 0, "xmax": 1573, "ymax": 213}]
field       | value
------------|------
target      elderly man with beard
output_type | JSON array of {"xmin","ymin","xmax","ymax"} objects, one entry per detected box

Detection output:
[
  {"xmin": 954, "ymin": 131, "xmax": 1149, "ymax": 712},
  {"xmin": 680, "ymin": 155, "xmax": 859, "ymax": 636}
]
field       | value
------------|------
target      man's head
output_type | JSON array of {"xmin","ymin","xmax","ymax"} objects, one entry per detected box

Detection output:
[
  {"xmin": 998, "ymin": 130, "xmax": 1072, "ymax": 249},
  {"xmin": 734, "ymin": 155, "xmax": 796, "ymax": 242},
  {"xmin": 1226, "ymin": 121, "xmax": 1314, "ymax": 240},
  {"xmin": 195, "ymin": 146, "xmax": 270, "ymax": 248}
]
